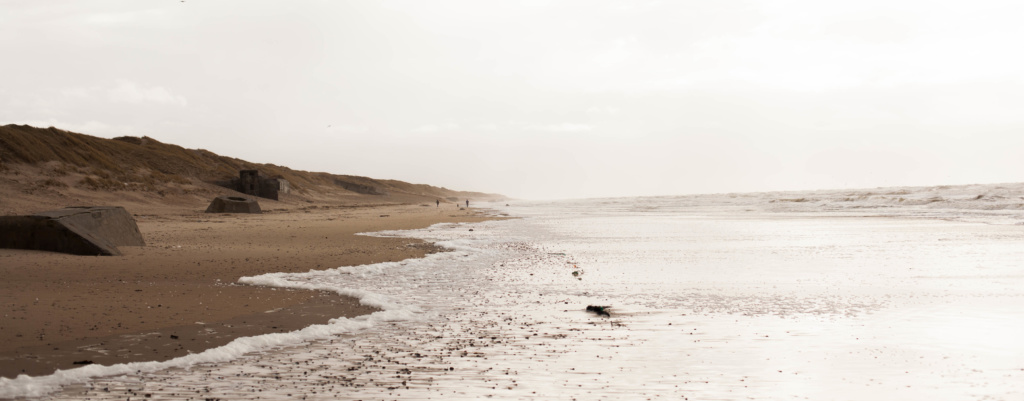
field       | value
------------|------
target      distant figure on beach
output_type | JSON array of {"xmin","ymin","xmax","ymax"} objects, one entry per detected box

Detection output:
[
  {"xmin": 466, "ymin": 200, "xmax": 469, "ymax": 208},
  {"xmin": 436, "ymin": 199, "xmax": 439, "ymax": 207}
]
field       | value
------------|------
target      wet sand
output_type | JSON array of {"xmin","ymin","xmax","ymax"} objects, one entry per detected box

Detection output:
[{"xmin": 0, "ymin": 203, "xmax": 495, "ymax": 378}]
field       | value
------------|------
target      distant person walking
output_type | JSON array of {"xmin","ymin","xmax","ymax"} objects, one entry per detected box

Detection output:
[
  {"xmin": 466, "ymin": 200, "xmax": 469, "ymax": 208},
  {"xmin": 436, "ymin": 199, "xmax": 439, "ymax": 207}
]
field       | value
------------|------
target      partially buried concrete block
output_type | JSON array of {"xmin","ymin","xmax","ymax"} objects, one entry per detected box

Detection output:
[
  {"xmin": 205, "ymin": 196, "xmax": 261, "ymax": 214},
  {"xmin": 0, "ymin": 206, "xmax": 146, "ymax": 256}
]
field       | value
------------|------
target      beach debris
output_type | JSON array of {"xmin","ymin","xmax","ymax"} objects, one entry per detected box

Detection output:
[
  {"xmin": 204, "ymin": 196, "xmax": 261, "ymax": 214},
  {"xmin": 469, "ymin": 228, "xmax": 474, "ymax": 231},
  {"xmin": 571, "ymin": 264, "xmax": 584, "ymax": 280},
  {"xmin": 586, "ymin": 305, "xmax": 611, "ymax": 317},
  {"xmin": 72, "ymin": 360, "xmax": 94, "ymax": 365},
  {"xmin": 0, "ymin": 206, "xmax": 145, "ymax": 256}
]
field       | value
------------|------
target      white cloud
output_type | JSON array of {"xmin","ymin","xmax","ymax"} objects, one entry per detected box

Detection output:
[
  {"xmin": 531, "ymin": 123, "xmax": 593, "ymax": 132},
  {"xmin": 106, "ymin": 80, "xmax": 187, "ymax": 106},
  {"xmin": 586, "ymin": 106, "xmax": 620, "ymax": 115},
  {"xmin": 59, "ymin": 86, "xmax": 95, "ymax": 99},
  {"xmin": 326, "ymin": 124, "xmax": 370, "ymax": 134},
  {"xmin": 413, "ymin": 123, "xmax": 460, "ymax": 133}
]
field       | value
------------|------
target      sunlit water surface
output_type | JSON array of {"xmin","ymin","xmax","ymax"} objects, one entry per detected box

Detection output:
[{"xmin": 39, "ymin": 198, "xmax": 1024, "ymax": 400}]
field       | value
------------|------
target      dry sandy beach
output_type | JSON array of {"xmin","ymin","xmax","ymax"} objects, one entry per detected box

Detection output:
[{"xmin": 0, "ymin": 202, "xmax": 496, "ymax": 378}]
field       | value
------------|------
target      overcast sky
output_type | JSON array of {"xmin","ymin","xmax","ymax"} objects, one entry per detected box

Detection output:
[{"xmin": 3, "ymin": 1, "xmax": 1023, "ymax": 199}]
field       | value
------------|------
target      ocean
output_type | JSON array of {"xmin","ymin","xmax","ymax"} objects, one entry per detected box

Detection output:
[{"xmin": 4, "ymin": 186, "xmax": 1024, "ymax": 400}]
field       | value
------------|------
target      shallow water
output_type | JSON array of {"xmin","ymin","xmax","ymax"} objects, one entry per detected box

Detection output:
[{"xmin": 18, "ymin": 197, "xmax": 1024, "ymax": 400}]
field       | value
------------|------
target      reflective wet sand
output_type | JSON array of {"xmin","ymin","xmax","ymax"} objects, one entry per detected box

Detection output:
[{"xmin": 42, "ymin": 202, "xmax": 1024, "ymax": 400}]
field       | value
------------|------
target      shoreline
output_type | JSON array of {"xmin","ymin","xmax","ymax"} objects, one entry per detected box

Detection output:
[{"xmin": 0, "ymin": 203, "xmax": 498, "ymax": 379}]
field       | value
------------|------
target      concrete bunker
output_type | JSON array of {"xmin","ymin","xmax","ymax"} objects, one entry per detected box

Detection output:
[
  {"xmin": 238, "ymin": 170, "xmax": 289, "ymax": 201},
  {"xmin": 205, "ymin": 196, "xmax": 262, "ymax": 214},
  {"xmin": 211, "ymin": 170, "xmax": 290, "ymax": 201},
  {"xmin": 0, "ymin": 206, "xmax": 146, "ymax": 256}
]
